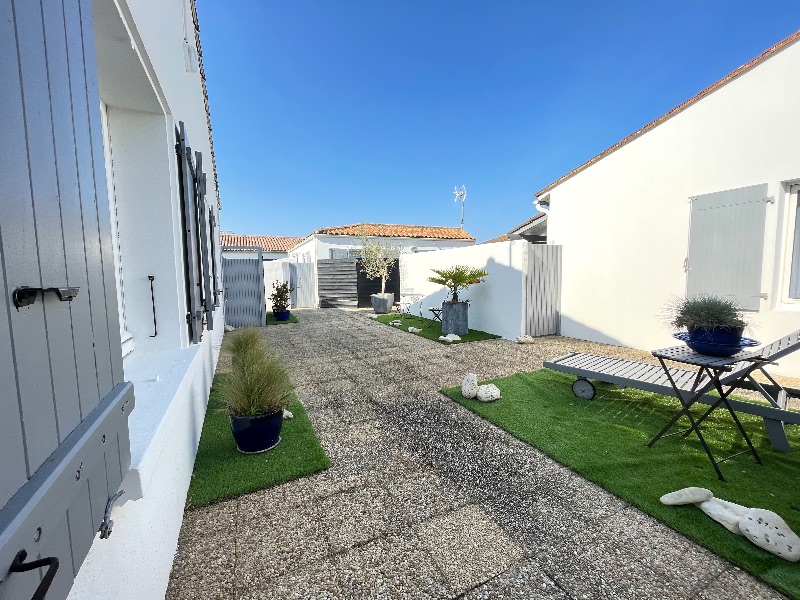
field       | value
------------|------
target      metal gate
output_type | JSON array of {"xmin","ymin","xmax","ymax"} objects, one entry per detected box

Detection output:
[{"xmin": 222, "ymin": 247, "xmax": 266, "ymax": 327}]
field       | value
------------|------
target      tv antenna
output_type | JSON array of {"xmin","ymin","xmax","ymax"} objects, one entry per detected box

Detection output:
[{"xmin": 453, "ymin": 185, "xmax": 466, "ymax": 229}]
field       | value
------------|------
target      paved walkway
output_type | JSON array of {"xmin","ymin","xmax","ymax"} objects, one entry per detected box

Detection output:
[{"xmin": 167, "ymin": 309, "xmax": 785, "ymax": 599}]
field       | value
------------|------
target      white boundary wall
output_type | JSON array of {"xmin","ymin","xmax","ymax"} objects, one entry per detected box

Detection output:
[
  {"xmin": 400, "ymin": 240, "xmax": 529, "ymax": 340},
  {"xmin": 544, "ymin": 39, "xmax": 800, "ymax": 376}
]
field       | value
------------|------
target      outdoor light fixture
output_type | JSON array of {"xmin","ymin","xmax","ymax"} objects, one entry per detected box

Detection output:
[{"xmin": 533, "ymin": 194, "xmax": 550, "ymax": 213}]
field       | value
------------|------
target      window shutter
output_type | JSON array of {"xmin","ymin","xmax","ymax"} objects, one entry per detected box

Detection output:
[
  {"xmin": 176, "ymin": 122, "xmax": 203, "ymax": 343},
  {"xmin": 686, "ymin": 183, "xmax": 768, "ymax": 310},
  {"xmin": 195, "ymin": 154, "xmax": 214, "ymax": 330},
  {"xmin": 209, "ymin": 207, "xmax": 221, "ymax": 306}
]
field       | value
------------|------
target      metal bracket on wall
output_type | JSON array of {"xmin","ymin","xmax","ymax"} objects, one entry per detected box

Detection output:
[
  {"xmin": 8, "ymin": 549, "xmax": 59, "ymax": 600},
  {"xmin": 12, "ymin": 286, "xmax": 79, "ymax": 310}
]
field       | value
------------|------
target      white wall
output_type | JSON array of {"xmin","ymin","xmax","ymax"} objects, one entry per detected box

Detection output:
[
  {"xmin": 400, "ymin": 241, "xmax": 528, "ymax": 340},
  {"xmin": 288, "ymin": 237, "xmax": 317, "ymax": 263},
  {"xmin": 71, "ymin": 0, "xmax": 224, "ymax": 597},
  {"xmin": 545, "ymin": 39, "xmax": 800, "ymax": 376},
  {"xmin": 264, "ymin": 260, "xmax": 292, "ymax": 308}
]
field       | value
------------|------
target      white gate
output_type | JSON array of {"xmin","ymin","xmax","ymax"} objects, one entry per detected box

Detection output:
[{"xmin": 291, "ymin": 262, "xmax": 317, "ymax": 308}]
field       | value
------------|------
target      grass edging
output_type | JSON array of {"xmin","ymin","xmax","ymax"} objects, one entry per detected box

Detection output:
[
  {"xmin": 267, "ymin": 312, "xmax": 299, "ymax": 324},
  {"xmin": 187, "ymin": 374, "xmax": 329, "ymax": 508},
  {"xmin": 374, "ymin": 313, "xmax": 500, "ymax": 344},
  {"xmin": 441, "ymin": 369, "xmax": 800, "ymax": 599}
]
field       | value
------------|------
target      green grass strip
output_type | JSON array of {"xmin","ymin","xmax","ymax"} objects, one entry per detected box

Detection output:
[
  {"xmin": 187, "ymin": 374, "xmax": 329, "ymax": 508},
  {"xmin": 375, "ymin": 313, "xmax": 500, "ymax": 344},
  {"xmin": 267, "ymin": 312, "xmax": 299, "ymax": 324},
  {"xmin": 442, "ymin": 369, "xmax": 800, "ymax": 599}
]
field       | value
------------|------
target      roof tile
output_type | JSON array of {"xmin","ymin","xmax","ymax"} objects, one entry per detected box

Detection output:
[
  {"xmin": 220, "ymin": 233, "xmax": 304, "ymax": 252},
  {"xmin": 314, "ymin": 223, "xmax": 475, "ymax": 241}
]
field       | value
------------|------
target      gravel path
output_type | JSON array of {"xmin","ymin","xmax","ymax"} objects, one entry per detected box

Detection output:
[{"xmin": 168, "ymin": 309, "xmax": 788, "ymax": 600}]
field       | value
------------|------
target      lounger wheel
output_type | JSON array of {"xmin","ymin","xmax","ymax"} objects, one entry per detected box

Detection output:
[{"xmin": 572, "ymin": 378, "xmax": 596, "ymax": 400}]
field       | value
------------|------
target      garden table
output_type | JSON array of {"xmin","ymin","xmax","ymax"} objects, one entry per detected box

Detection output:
[
  {"xmin": 427, "ymin": 306, "xmax": 443, "ymax": 328},
  {"xmin": 647, "ymin": 344, "xmax": 769, "ymax": 481}
]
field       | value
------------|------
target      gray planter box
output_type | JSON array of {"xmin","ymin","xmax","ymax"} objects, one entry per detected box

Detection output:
[
  {"xmin": 371, "ymin": 293, "xmax": 394, "ymax": 314},
  {"xmin": 442, "ymin": 301, "xmax": 469, "ymax": 335}
]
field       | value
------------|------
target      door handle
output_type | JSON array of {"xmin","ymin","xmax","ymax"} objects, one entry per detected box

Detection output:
[{"xmin": 9, "ymin": 549, "xmax": 59, "ymax": 600}]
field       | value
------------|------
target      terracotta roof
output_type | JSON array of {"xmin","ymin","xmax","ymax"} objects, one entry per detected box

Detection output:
[
  {"xmin": 508, "ymin": 212, "xmax": 547, "ymax": 235},
  {"xmin": 535, "ymin": 30, "xmax": 800, "ymax": 197},
  {"xmin": 220, "ymin": 233, "xmax": 303, "ymax": 252},
  {"xmin": 313, "ymin": 223, "xmax": 475, "ymax": 241},
  {"xmin": 481, "ymin": 234, "xmax": 510, "ymax": 244}
]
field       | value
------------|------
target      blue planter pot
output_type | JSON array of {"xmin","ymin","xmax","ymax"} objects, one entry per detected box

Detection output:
[
  {"xmin": 274, "ymin": 310, "xmax": 291, "ymax": 321},
  {"xmin": 686, "ymin": 326, "xmax": 744, "ymax": 357},
  {"xmin": 229, "ymin": 410, "xmax": 283, "ymax": 454}
]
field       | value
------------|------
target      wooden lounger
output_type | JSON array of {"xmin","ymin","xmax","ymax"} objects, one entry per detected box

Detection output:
[{"xmin": 544, "ymin": 330, "xmax": 800, "ymax": 452}]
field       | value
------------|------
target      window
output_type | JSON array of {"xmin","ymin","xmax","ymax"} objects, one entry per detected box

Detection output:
[
  {"xmin": 100, "ymin": 102, "xmax": 134, "ymax": 356},
  {"xmin": 788, "ymin": 185, "xmax": 800, "ymax": 299}
]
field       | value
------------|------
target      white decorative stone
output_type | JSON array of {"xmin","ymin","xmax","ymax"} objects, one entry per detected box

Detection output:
[
  {"xmin": 438, "ymin": 336, "xmax": 453, "ymax": 343},
  {"xmin": 224, "ymin": 324, "xmax": 236, "ymax": 332},
  {"xmin": 516, "ymin": 335, "xmax": 536, "ymax": 344},
  {"xmin": 408, "ymin": 327, "xmax": 422, "ymax": 334},
  {"xmin": 698, "ymin": 499, "xmax": 744, "ymax": 535},
  {"xmin": 477, "ymin": 384, "xmax": 501, "ymax": 402},
  {"xmin": 367, "ymin": 313, "xmax": 378, "ymax": 319},
  {"xmin": 739, "ymin": 508, "xmax": 800, "ymax": 562},
  {"xmin": 462, "ymin": 373, "xmax": 478, "ymax": 399},
  {"xmin": 390, "ymin": 320, "xmax": 402, "ymax": 327},
  {"xmin": 282, "ymin": 409, "xmax": 294, "ymax": 420},
  {"xmin": 712, "ymin": 498, "xmax": 750, "ymax": 517},
  {"xmin": 659, "ymin": 487, "xmax": 714, "ymax": 506}
]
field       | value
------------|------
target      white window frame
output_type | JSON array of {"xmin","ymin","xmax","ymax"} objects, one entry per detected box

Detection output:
[
  {"xmin": 100, "ymin": 102, "xmax": 134, "ymax": 356},
  {"xmin": 781, "ymin": 183, "xmax": 800, "ymax": 305}
]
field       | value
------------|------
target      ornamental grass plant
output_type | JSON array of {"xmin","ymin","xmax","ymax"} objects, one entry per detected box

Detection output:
[
  {"xmin": 221, "ymin": 331, "xmax": 293, "ymax": 417},
  {"xmin": 667, "ymin": 294, "xmax": 747, "ymax": 332}
]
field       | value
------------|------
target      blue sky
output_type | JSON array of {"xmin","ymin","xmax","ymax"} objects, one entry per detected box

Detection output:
[{"xmin": 196, "ymin": 1, "xmax": 800, "ymax": 243}]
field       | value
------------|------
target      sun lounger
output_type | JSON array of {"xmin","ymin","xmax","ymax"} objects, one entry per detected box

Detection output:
[{"xmin": 543, "ymin": 330, "xmax": 800, "ymax": 452}]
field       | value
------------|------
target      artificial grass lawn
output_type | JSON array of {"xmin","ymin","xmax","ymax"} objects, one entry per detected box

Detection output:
[
  {"xmin": 375, "ymin": 313, "xmax": 500, "ymax": 344},
  {"xmin": 442, "ymin": 369, "xmax": 800, "ymax": 598},
  {"xmin": 186, "ymin": 374, "xmax": 329, "ymax": 508},
  {"xmin": 266, "ymin": 312, "xmax": 299, "ymax": 324}
]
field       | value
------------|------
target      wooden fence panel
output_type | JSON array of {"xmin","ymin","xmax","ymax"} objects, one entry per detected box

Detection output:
[
  {"xmin": 317, "ymin": 259, "xmax": 357, "ymax": 308},
  {"xmin": 524, "ymin": 245, "xmax": 562, "ymax": 337}
]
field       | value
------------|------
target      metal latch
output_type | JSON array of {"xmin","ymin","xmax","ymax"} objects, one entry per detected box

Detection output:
[
  {"xmin": 759, "ymin": 293, "xmax": 769, "ymax": 300},
  {"xmin": 99, "ymin": 490, "xmax": 125, "ymax": 539}
]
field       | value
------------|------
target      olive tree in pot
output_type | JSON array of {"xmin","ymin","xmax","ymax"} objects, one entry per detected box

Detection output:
[
  {"xmin": 221, "ymin": 328, "xmax": 294, "ymax": 453},
  {"xmin": 666, "ymin": 294, "xmax": 750, "ymax": 356},
  {"xmin": 270, "ymin": 281, "xmax": 294, "ymax": 321},
  {"xmin": 358, "ymin": 225, "xmax": 401, "ymax": 314},
  {"xmin": 427, "ymin": 265, "xmax": 488, "ymax": 336}
]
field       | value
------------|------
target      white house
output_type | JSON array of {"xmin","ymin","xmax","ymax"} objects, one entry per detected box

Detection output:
[
  {"xmin": 0, "ymin": 0, "xmax": 223, "ymax": 598},
  {"xmin": 220, "ymin": 232, "xmax": 304, "ymax": 261},
  {"xmin": 537, "ymin": 30, "xmax": 800, "ymax": 376},
  {"xmin": 288, "ymin": 223, "xmax": 475, "ymax": 263}
]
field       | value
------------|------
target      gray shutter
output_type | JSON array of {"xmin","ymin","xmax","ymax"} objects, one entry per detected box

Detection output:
[
  {"xmin": 686, "ymin": 184, "xmax": 768, "ymax": 310},
  {"xmin": 176, "ymin": 122, "xmax": 203, "ymax": 343},
  {"xmin": 195, "ymin": 156, "xmax": 214, "ymax": 330},
  {"xmin": 209, "ymin": 207, "xmax": 221, "ymax": 306},
  {"xmin": 1, "ymin": 0, "xmax": 133, "ymax": 597},
  {"xmin": 789, "ymin": 185, "xmax": 800, "ymax": 299}
]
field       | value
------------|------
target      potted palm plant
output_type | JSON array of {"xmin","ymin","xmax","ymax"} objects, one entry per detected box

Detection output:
[
  {"xmin": 667, "ymin": 294, "xmax": 752, "ymax": 356},
  {"xmin": 270, "ymin": 281, "xmax": 293, "ymax": 321},
  {"xmin": 357, "ymin": 225, "xmax": 401, "ymax": 314},
  {"xmin": 221, "ymin": 328, "xmax": 294, "ymax": 453},
  {"xmin": 427, "ymin": 265, "xmax": 488, "ymax": 336}
]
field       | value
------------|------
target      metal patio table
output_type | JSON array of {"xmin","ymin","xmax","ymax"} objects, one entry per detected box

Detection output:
[{"xmin": 647, "ymin": 344, "xmax": 769, "ymax": 481}]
